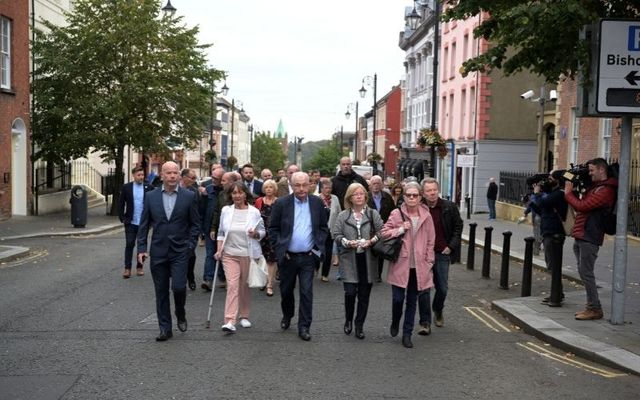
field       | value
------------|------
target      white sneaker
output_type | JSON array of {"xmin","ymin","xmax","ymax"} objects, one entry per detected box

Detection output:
[
  {"xmin": 221, "ymin": 322, "xmax": 236, "ymax": 333},
  {"xmin": 239, "ymin": 318, "xmax": 252, "ymax": 328}
]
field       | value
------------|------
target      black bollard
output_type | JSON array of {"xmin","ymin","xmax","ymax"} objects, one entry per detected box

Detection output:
[
  {"xmin": 481, "ymin": 226, "xmax": 493, "ymax": 279},
  {"xmin": 521, "ymin": 237, "xmax": 535, "ymax": 297},
  {"xmin": 548, "ymin": 233, "xmax": 565, "ymax": 307},
  {"xmin": 467, "ymin": 222, "xmax": 477, "ymax": 270},
  {"xmin": 465, "ymin": 195, "xmax": 471, "ymax": 220},
  {"xmin": 499, "ymin": 231, "xmax": 513, "ymax": 290}
]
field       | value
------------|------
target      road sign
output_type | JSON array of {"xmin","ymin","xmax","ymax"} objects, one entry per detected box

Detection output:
[{"xmin": 597, "ymin": 19, "xmax": 640, "ymax": 114}]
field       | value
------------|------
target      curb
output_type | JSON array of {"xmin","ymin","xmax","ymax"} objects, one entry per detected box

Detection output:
[
  {"xmin": 493, "ymin": 298, "xmax": 640, "ymax": 376},
  {"xmin": 0, "ymin": 245, "xmax": 30, "ymax": 264},
  {"xmin": 0, "ymin": 223, "xmax": 122, "ymax": 241}
]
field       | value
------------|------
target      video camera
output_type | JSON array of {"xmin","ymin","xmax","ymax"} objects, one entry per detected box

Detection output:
[
  {"xmin": 525, "ymin": 173, "xmax": 556, "ymax": 193},
  {"xmin": 561, "ymin": 161, "xmax": 619, "ymax": 194}
]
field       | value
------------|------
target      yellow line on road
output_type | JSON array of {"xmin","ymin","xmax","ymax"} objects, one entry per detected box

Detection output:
[
  {"xmin": 464, "ymin": 306, "xmax": 512, "ymax": 332},
  {"xmin": 517, "ymin": 342, "xmax": 627, "ymax": 378}
]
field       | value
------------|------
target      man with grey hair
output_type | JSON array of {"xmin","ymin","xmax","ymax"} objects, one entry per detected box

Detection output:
[
  {"xmin": 277, "ymin": 164, "xmax": 300, "ymax": 197},
  {"xmin": 260, "ymin": 168, "xmax": 273, "ymax": 182},
  {"xmin": 269, "ymin": 171, "xmax": 329, "ymax": 341},
  {"xmin": 417, "ymin": 177, "xmax": 463, "ymax": 335}
]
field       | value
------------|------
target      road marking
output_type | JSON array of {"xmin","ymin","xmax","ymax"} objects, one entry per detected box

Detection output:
[
  {"xmin": 517, "ymin": 341, "xmax": 627, "ymax": 378},
  {"xmin": 0, "ymin": 249, "xmax": 49, "ymax": 269},
  {"xmin": 464, "ymin": 306, "xmax": 512, "ymax": 332}
]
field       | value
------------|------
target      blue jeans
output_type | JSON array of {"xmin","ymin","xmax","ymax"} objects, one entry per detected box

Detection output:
[
  {"xmin": 418, "ymin": 253, "xmax": 450, "ymax": 324},
  {"xmin": 280, "ymin": 252, "xmax": 316, "ymax": 332},
  {"xmin": 487, "ymin": 198, "xmax": 496, "ymax": 219},
  {"xmin": 203, "ymin": 234, "xmax": 216, "ymax": 281},
  {"xmin": 391, "ymin": 269, "xmax": 418, "ymax": 337}
]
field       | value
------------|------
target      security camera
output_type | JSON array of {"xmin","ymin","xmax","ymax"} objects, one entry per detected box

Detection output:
[
  {"xmin": 549, "ymin": 90, "xmax": 558, "ymax": 101},
  {"xmin": 520, "ymin": 90, "xmax": 535, "ymax": 100}
]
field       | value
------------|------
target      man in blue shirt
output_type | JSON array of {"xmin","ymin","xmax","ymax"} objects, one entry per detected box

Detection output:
[
  {"xmin": 117, "ymin": 166, "xmax": 153, "ymax": 278},
  {"xmin": 269, "ymin": 172, "xmax": 329, "ymax": 341}
]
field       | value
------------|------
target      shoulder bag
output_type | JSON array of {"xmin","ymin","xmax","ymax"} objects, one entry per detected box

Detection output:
[
  {"xmin": 246, "ymin": 217, "xmax": 268, "ymax": 288},
  {"xmin": 370, "ymin": 209, "xmax": 406, "ymax": 262}
]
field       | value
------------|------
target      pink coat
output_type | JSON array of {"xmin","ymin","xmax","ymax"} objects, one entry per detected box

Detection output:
[{"xmin": 381, "ymin": 204, "xmax": 435, "ymax": 291}]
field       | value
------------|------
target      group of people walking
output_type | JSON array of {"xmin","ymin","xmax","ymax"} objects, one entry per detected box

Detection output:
[{"xmin": 118, "ymin": 157, "xmax": 464, "ymax": 348}]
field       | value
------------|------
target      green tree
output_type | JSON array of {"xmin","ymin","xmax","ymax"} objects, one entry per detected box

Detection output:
[
  {"xmin": 304, "ymin": 141, "xmax": 345, "ymax": 176},
  {"xmin": 251, "ymin": 132, "xmax": 287, "ymax": 174},
  {"xmin": 32, "ymin": 0, "xmax": 224, "ymax": 214},
  {"xmin": 442, "ymin": 0, "xmax": 640, "ymax": 82}
]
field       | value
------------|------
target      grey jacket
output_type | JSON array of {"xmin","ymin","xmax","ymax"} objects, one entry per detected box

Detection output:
[{"xmin": 331, "ymin": 206, "xmax": 384, "ymax": 284}]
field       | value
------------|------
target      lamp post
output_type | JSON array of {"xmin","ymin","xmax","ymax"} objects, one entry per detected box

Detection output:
[
  {"xmin": 521, "ymin": 86, "xmax": 557, "ymax": 172},
  {"xmin": 161, "ymin": 0, "xmax": 177, "ymax": 17},
  {"xmin": 359, "ymin": 74, "xmax": 377, "ymax": 172},
  {"xmin": 345, "ymin": 102, "xmax": 359, "ymax": 160}
]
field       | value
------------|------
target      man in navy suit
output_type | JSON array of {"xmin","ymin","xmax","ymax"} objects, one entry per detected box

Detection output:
[
  {"xmin": 137, "ymin": 161, "xmax": 200, "ymax": 341},
  {"xmin": 117, "ymin": 166, "xmax": 153, "ymax": 278},
  {"xmin": 269, "ymin": 171, "xmax": 329, "ymax": 341},
  {"xmin": 241, "ymin": 163, "xmax": 263, "ymax": 199}
]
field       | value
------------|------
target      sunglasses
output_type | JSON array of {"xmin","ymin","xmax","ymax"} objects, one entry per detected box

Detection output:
[{"xmin": 404, "ymin": 193, "xmax": 421, "ymax": 198}]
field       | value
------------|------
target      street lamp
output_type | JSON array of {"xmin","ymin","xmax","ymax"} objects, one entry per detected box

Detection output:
[
  {"xmin": 161, "ymin": 0, "xmax": 177, "ymax": 17},
  {"xmin": 345, "ymin": 102, "xmax": 359, "ymax": 160},
  {"xmin": 359, "ymin": 74, "xmax": 377, "ymax": 171},
  {"xmin": 520, "ymin": 86, "xmax": 557, "ymax": 172},
  {"xmin": 406, "ymin": 1, "xmax": 421, "ymax": 30}
]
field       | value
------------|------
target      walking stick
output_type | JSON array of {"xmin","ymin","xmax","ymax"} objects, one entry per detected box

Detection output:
[{"xmin": 205, "ymin": 259, "xmax": 220, "ymax": 329}]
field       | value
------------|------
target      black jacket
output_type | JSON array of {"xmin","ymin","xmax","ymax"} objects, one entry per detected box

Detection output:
[
  {"xmin": 439, "ymin": 198, "xmax": 463, "ymax": 253},
  {"xmin": 118, "ymin": 181, "xmax": 154, "ymax": 224},
  {"xmin": 528, "ymin": 187, "xmax": 567, "ymax": 237},
  {"xmin": 331, "ymin": 171, "xmax": 369, "ymax": 209},
  {"xmin": 367, "ymin": 191, "xmax": 395, "ymax": 222}
]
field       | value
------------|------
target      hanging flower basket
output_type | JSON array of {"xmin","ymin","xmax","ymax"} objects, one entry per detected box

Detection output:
[{"xmin": 416, "ymin": 128, "xmax": 448, "ymax": 158}]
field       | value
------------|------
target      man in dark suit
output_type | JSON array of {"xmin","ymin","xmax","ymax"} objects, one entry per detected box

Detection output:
[
  {"xmin": 118, "ymin": 166, "xmax": 153, "ymax": 279},
  {"xmin": 241, "ymin": 163, "xmax": 263, "ymax": 199},
  {"xmin": 269, "ymin": 172, "xmax": 329, "ymax": 341},
  {"xmin": 137, "ymin": 161, "xmax": 200, "ymax": 341},
  {"xmin": 367, "ymin": 175, "xmax": 396, "ymax": 282}
]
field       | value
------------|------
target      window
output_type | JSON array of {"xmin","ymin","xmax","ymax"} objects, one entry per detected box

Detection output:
[
  {"xmin": 450, "ymin": 42, "xmax": 457, "ymax": 79},
  {"xmin": 571, "ymin": 108, "xmax": 580, "ymax": 165},
  {"xmin": 460, "ymin": 89, "xmax": 467, "ymax": 138},
  {"xmin": 601, "ymin": 118, "xmax": 612, "ymax": 160},
  {"xmin": 1, "ymin": 16, "xmax": 10, "ymax": 89},
  {"xmin": 463, "ymin": 34, "xmax": 469, "ymax": 62},
  {"xmin": 442, "ymin": 46, "xmax": 448, "ymax": 82}
]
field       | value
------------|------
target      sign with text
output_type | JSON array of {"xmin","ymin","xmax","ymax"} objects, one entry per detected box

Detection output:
[
  {"xmin": 597, "ymin": 19, "xmax": 640, "ymax": 114},
  {"xmin": 456, "ymin": 154, "xmax": 475, "ymax": 167}
]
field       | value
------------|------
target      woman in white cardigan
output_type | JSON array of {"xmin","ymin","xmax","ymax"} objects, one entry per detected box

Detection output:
[{"xmin": 215, "ymin": 181, "xmax": 265, "ymax": 333}]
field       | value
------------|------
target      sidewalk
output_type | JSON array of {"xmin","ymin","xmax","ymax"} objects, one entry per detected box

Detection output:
[
  {"xmin": 1, "ymin": 208, "xmax": 639, "ymax": 374},
  {"xmin": 462, "ymin": 215, "xmax": 640, "ymax": 375}
]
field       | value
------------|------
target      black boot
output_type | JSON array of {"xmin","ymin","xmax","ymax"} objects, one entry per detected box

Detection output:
[
  {"xmin": 344, "ymin": 320, "xmax": 353, "ymax": 335},
  {"xmin": 402, "ymin": 335, "xmax": 413, "ymax": 348}
]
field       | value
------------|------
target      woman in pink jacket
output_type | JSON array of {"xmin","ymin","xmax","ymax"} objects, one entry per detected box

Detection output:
[{"xmin": 380, "ymin": 181, "xmax": 435, "ymax": 348}]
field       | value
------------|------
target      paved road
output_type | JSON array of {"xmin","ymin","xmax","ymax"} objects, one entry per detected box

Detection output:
[{"xmin": 1, "ymin": 231, "xmax": 638, "ymax": 399}]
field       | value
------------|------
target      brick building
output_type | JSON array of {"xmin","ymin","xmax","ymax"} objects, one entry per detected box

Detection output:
[{"xmin": 0, "ymin": 1, "xmax": 30, "ymax": 218}]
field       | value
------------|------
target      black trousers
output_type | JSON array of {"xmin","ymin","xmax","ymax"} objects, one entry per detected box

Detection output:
[
  {"xmin": 321, "ymin": 234, "xmax": 333, "ymax": 277},
  {"xmin": 344, "ymin": 252, "xmax": 373, "ymax": 328},
  {"xmin": 123, "ymin": 224, "xmax": 143, "ymax": 269}
]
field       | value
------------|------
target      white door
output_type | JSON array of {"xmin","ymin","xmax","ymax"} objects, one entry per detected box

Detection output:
[{"xmin": 11, "ymin": 118, "xmax": 27, "ymax": 216}]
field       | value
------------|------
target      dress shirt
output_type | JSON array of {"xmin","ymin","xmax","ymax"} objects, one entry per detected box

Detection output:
[
  {"xmin": 161, "ymin": 185, "xmax": 179, "ymax": 220},
  {"xmin": 372, "ymin": 192, "xmax": 382, "ymax": 212},
  {"xmin": 132, "ymin": 182, "xmax": 144, "ymax": 225},
  {"xmin": 288, "ymin": 196, "xmax": 314, "ymax": 253}
]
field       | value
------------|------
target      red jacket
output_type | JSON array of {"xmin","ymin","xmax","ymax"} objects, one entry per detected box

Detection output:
[{"xmin": 565, "ymin": 177, "xmax": 617, "ymax": 246}]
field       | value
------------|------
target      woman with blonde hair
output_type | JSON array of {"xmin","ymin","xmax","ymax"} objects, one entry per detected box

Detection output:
[
  {"xmin": 332, "ymin": 183, "xmax": 384, "ymax": 339},
  {"xmin": 254, "ymin": 179, "xmax": 278, "ymax": 296},
  {"xmin": 381, "ymin": 181, "xmax": 435, "ymax": 348},
  {"xmin": 215, "ymin": 182, "xmax": 265, "ymax": 333}
]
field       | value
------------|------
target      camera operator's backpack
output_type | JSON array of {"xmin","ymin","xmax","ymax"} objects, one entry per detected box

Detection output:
[
  {"xmin": 558, "ymin": 205, "xmax": 575, "ymax": 236},
  {"xmin": 602, "ymin": 201, "xmax": 617, "ymax": 236}
]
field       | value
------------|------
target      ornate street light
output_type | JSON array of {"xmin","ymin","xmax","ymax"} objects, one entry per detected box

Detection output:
[
  {"xmin": 359, "ymin": 74, "xmax": 378, "ymax": 172},
  {"xmin": 345, "ymin": 102, "xmax": 359, "ymax": 161},
  {"xmin": 406, "ymin": 2, "xmax": 421, "ymax": 30},
  {"xmin": 161, "ymin": 0, "xmax": 177, "ymax": 18}
]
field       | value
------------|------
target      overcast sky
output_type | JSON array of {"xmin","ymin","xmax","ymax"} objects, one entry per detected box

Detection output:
[{"xmin": 174, "ymin": 0, "xmax": 409, "ymax": 142}]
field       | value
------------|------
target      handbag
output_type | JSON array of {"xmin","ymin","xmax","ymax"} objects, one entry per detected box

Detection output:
[
  {"xmin": 247, "ymin": 255, "xmax": 268, "ymax": 288},
  {"xmin": 246, "ymin": 217, "xmax": 268, "ymax": 288},
  {"xmin": 370, "ymin": 209, "xmax": 406, "ymax": 262}
]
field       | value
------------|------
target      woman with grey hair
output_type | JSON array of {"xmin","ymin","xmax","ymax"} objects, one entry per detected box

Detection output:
[
  {"xmin": 332, "ymin": 183, "xmax": 384, "ymax": 339},
  {"xmin": 317, "ymin": 178, "xmax": 341, "ymax": 282},
  {"xmin": 381, "ymin": 181, "xmax": 435, "ymax": 348}
]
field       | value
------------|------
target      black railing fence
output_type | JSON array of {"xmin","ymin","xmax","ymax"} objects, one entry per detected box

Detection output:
[
  {"xmin": 35, "ymin": 163, "xmax": 71, "ymax": 193},
  {"xmin": 499, "ymin": 159, "xmax": 640, "ymax": 236}
]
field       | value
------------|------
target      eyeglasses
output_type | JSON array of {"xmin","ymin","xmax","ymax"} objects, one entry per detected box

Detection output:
[{"xmin": 404, "ymin": 193, "xmax": 421, "ymax": 198}]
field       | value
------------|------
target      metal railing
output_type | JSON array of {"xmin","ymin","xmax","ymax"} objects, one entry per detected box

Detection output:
[
  {"xmin": 71, "ymin": 160, "xmax": 104, "ymax": 193},
  {"xmin": 35, "ymin": 163, "xmax": 72, "ymax": 194}
]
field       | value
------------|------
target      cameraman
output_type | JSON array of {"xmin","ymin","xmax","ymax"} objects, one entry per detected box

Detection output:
[
  {"xmin": 528, "ymin": 170, "xmax": 568, "ymax": 304},
  {"xmin": 564, "ymin": 158, "xmax": 618, "ymax": 321}
]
